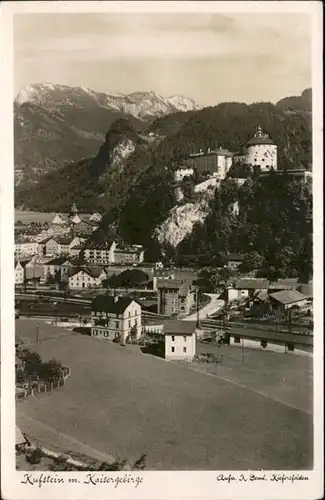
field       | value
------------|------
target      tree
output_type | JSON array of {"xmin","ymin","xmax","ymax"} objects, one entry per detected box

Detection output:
[
  {"xmin": 98, "ymin": 459, "xmax": 128, "ymax": 471},
  {"xmin": 40, "ymin": 358, "xmax": 63, "ymax": 382},
  {"xmin": 239, "ymin": 251, "xmax": 264, "ymax": 273},
  {"xmin": 25, "ymin": 447, "xmax": 43, "ymax": 465},
  {"xmin": 132, "ymin": 454, "xmax": 147, "ymax": 470},
  {"xmin": 19, "ymin": 349, "xmax": 42, "ymax": 377}
]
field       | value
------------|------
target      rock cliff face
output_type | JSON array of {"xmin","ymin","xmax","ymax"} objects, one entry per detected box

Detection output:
[
  {"xmin": 110, "ymin": 139, "xmax": 136, "ymax": 170},
  {"xmin": 154, "ymin": 193, "xmax": 213, "ymax": 247}
]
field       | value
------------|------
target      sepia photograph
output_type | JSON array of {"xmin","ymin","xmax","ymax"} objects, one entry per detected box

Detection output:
[{"xmin": 0, "ymin": 1, "xmax": 323, "ymax": 499}]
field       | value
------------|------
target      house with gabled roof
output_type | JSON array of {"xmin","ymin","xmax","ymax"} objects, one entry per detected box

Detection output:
[
  {"xmin": 156, "ymin": 279, "xmax": 197, "ymax": 317},
  {"xmin": 269, "ymin": 289, "xmax": 308, "ymax": 315},
  {"xmin": 44, "ymin": 256, "xmax": 74, "ymax": 282},
  {"xmin": 83, "ymin": 240, "xmax": 117, "ymax": 265},
  {"xmin": 91, "ymin": 294, "xmax": 142, "ymax": 344},
  {"xmin": 164, "ymin": 319, "xmax": 197, "ymax": 361},
  {"xmin": 15, "ymin": 261, "xmax": 25, "ymax": 285},
  {"xmin": 68, "ymin": 266, "xmax": 108, "ymax": 289}
]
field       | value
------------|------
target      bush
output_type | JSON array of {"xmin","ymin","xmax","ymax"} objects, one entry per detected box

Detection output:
[{"xmin": 25, "ymin": 447, "xmax": 43, "ymax": 465}]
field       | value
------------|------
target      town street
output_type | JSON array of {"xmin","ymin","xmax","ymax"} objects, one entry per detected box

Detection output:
[{"xmin": 183, "ymin": 294, "xmax": 224, "ymax": 321}]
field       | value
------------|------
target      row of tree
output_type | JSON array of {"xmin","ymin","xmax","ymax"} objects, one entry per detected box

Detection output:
[{"xmin": 16, "ymin": 348, "xmax": 63, "ymax": 384}]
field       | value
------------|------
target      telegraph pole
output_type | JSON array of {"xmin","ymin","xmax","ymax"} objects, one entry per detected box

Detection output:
[
  {"xmin": 288, "ymin": 308, "xmax": 292, "ymax": 335},
  {"xmin": 196, "ymin": 288, "xmax": 201, "ymax": 329}
]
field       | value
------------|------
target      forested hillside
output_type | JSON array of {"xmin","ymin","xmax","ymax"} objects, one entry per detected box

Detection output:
[
  {"xmin": 175, "ymin": 173, "xmax": 312, "ymax": 281},
  {"xmin": 117, "ymin": 100, "xmax": 312, "ymax": 245},
  {"xmin": 15, "ymin": 119, "xmax": 152, "ymax": 213}
]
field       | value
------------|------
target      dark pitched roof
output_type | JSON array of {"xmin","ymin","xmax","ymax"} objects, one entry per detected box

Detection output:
[
  {"xmin": 246, "ymin": 136, "xmax": 275, "ymax": 146},
  {"xmin": 268, "ymin": 282, "xmax": 293, "ymax": 291},
  {"xmin": 235, "ymin": 278, "xmax": 269, "ymax": 290},
  {"xmin": 269, "ymin": 289, "xmax": 307, "ymax": 305},
  {"xmin": 68, "ymin": 266, "xmax": 104, "ymax": 279},
  {"xmin": 163, "ymin": 320, "xmax": 197, "ymax": 336},
  {"xmin": 19, "ymin": 259, "xmax": 31, "ymax": 269},
  {"xmin": 92, "ymin": 295, "xmax": 138, "ymax": 314},
  {"xmin": 46, "ymin": 256, "xmax": 72, "ymax": 266},
  {"xmin": 253, "ymin": 290, "xmax": 269, "ymax": 302}
]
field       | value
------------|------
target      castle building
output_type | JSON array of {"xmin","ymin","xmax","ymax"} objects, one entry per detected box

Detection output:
[{"xmin": 245, "ymin": 126, "xmax": 277, "ymax": 171}]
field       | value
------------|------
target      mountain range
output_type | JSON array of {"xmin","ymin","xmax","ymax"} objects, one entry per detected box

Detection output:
[{"xmin": 14, "ymin": 83, "xmax": 201, "ymax": 187}]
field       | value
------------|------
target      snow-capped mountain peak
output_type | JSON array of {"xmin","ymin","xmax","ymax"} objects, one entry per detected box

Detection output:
[{"xmin": 15, "ymin": 83, "xmax": 202, "ymax": 120}]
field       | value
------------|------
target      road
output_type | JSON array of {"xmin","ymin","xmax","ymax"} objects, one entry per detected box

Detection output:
[{"xmin": 183, "ymin": 294, "xmax": 224, "ymax": 321}]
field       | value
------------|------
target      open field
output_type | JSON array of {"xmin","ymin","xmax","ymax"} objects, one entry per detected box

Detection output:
[
  {"xmin": 15, "ymin": 210, "xmax": 92, "ymax": 224},
  {"xmin": 16, "ymin": 319, "xmax": 313, "ymax": 470}
]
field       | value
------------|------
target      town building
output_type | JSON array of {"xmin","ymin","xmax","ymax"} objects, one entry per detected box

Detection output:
[
  {"xmin": 68, "ymin": 267, "xmax": 107, "ymax": 289},
  {"xmin": 226, "ymin": 253, "xmax": 245, "ymax": 271},
  {"xmin": 15, "ymin": 261, "xmax": 25, "ymax": 285},
  {"xmin": 225, "ymin": 278, "xmax": 269, "ymax": 302},
  {"xmin": 164, "ymin": 319, "xmax": 197, "ymax": 361},
  {"xmin": 91, "ymin": 295, "xmax": 142, "ymax": 344},
  {"xmin": 174, "ymin": 166, "xmax": 195, "ymax": 183},
  {"xmin": 157, "ymin": 279, "xmax": 197, "ymax": 317},
  {"xmin": 23, "ymin": 256, "xmax": 45, "ymax": 282},
  {"xmin": 43, "ymin": 257, "xmax": 74, "ymax": 282},
  {"xmin": 114, "ymin": 245, "xmax": 145, "ymax": 265},
  {"xmin": 184, "ymin": 148, "xmax": 233, "ymax": 180},
  {"xmin": 245, "ymin": 126, "xmax": 277, "ymax": 171},
  {"xmin": 14, "ymin": 238, "xmax": 38, "ymax": 259},
  {"xmin": 41, "ymin": 236, "xmax": 61, "ymax": 257},
  {"xmin": 83, "ymin": 241, "xmax": 117, "ymax": 266},
  {"xmin": 269, "ymin": 289, "xmax": 308, "ymax": 320}
]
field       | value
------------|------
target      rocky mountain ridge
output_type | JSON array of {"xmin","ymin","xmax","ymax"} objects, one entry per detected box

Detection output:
[
  {"xmin": 15, "ymin": 83, "xmax": 201, "ymax": 120},
  {"xmin": 14, "ymin": 83, "xmax": 201, "ymax": 187}
]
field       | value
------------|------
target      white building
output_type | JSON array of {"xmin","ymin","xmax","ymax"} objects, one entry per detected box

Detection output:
[
  {"xmin": 15, "ymin": 261, "xmax": 25, "ymax": 285},
  {"xmin": 91, "ymin": 295, "xmax": 142, "ymax": 344},
  {"xmin": 174, "ymin": 167, "xmax": 194, "ymax": 183},
  {"xmin": 51, "ymin": 213, "xmax": 67, "ymax": 225},
  {"xmin": 15, "ymin": 239, "xmax": 38, "ymax": 259},
  {"xmin": 194, "ymin": 177, "xmax": 219, "ymax": 193},
  {"xmin": 68, "ymin": 267, "xmax": 107, "ymax": 289},
  {"xmin": 164, "ymin": 320, "xmax": 197, "ymax": 361},
  {"xmin": 84, "ymin": 241, "xmax": 116, "ymax": 265},
  {"xmin": 89, "ymin": 212, "xmax": 102, "ymax": 222},
  {"xmin": 245, "ymin": 126, "xmax": 277, "ymax": 171}
]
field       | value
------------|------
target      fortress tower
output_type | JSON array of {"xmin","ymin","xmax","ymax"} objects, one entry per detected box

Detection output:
[{"xmin": 245, "ymin": 126, "xmax": 277, "ymax": 171}]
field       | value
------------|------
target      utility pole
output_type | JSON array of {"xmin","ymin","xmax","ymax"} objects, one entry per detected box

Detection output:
[
  {"xmin": 288, "ymin": 308, "xmax": 292, "ymax": 335},
  {"xmin": 196, "ymin": 288, "xmax": 201, "ymax": 329}
]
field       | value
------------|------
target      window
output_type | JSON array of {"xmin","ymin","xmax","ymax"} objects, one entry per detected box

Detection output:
[
  {"xmin": 171, "ymin": 347, "xmax": 175, "ymax": 353},
  {"xmin": 183, "ymin": 347, "xmax": 187, "ymax": 353},
  {"xmin": 183, "ymin": 336, "xmax": 187, "ymax": 342},
  {"xmin": 129, "ymin": 320, "xmax": 131, "ymax": 327},
  {"xmin": 129, "ymin": 311, "xmax": 131, "ymax": 317},
  {"xmin": 115, "ymin": 321, "xmax": 119, "ymax": 329},
  {"xmin": 103, "ymin": 331, "xmax": 109, "ymax": 338},
  {"xmin": 171, "ymin": 335, "xmax": 175, "ymax": 342}
]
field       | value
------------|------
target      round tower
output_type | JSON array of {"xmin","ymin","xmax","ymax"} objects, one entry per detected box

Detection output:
[{"xmin": 245, "ymin": 126, "xmax": 277, "ymax": 171}]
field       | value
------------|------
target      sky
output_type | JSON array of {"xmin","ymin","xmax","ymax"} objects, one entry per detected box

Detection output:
[{"xmin": 14, "ymin": 12, "xmax": 312, "ymax": 106}]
